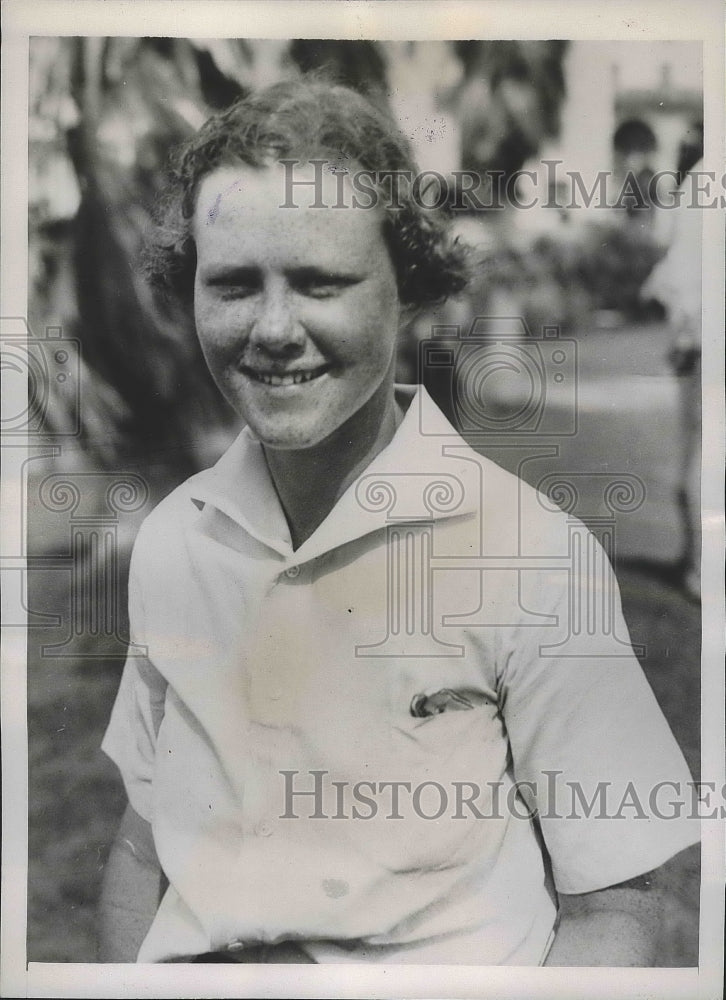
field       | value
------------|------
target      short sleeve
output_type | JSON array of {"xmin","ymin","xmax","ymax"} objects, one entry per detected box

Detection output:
[
  {"xmin": 499, "ymin": 533, "xmax": 700, "ymax": 895},
  {"xmin": 102, "ymin": 656, "xmax": 168, "ymax": 822},
  {"xmin": 101, "ymin": 551, "xmax": 167, "ymax": 822}
]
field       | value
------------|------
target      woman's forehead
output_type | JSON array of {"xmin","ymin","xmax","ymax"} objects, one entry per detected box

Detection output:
[
  {"xmin": 195, "ymin": 161, "xmax": 362, "ymax": 216},
  {"xmin": 194, "ymin": 164, "xmax": 390, "ymax": 271},
  {"xmin": 193, "ymin": 163, "xmax": 388, "ymax": 265}
]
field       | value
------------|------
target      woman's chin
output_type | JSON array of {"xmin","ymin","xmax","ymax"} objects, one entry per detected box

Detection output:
[{"xmin": 253, "ymin": 422, "xmax": 329, "ymax": 453}]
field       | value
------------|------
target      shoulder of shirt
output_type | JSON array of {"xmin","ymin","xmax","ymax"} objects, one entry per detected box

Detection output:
[
  {"xmin": 401, "ymin": 386, "xmax": 594, "ymax": 555},
  {"xmin": 129, "ymin": 466, "xmax": 218, "ymax": 564},
  {"xmin": 437, "ymin": 430, "xmax": 583, "ymax": 552}
]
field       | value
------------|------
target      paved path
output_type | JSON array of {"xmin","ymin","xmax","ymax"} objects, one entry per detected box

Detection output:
[{"xmin": 472, "ymin": 319, "xmax": 686, "ymax": 562}]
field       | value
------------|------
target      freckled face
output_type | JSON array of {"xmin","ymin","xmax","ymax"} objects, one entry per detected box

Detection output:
[{"xmin": 193, "ymin": 164, "xmax": 401, "ymax": 451}]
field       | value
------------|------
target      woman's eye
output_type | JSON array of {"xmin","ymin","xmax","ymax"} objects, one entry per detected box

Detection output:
[
  {"xmin": 302, "ymin": 284, "xmax": 339, "ymax": 299},
  {"xmin": 203, "ymin": 270, "xmax": 261, "ymax": 300},
  {"xmin": 297, "ymin": 277, "xmax": 356, "ymax": 299},
  {"xmin": 216, "ymin": 284, "xmax": 256, "ymax": 300}
]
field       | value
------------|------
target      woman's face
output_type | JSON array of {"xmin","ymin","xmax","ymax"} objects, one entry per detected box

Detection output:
[{"xmin": 193, "ymin": 162, "xmax": 401, "ymax": 451}]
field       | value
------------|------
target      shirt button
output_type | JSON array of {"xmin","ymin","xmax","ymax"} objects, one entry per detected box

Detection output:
[
  {"xmin": 255, "ymin": 819, "xmax": 274, "ymax": 837},
  {"xmin": 285, "ymin": 565, "xmax": 300, "ymax": 579}
]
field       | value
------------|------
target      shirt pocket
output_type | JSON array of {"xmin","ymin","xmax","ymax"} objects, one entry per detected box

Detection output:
[
  {"xmin": 341, "ymin": 698, "xmax": 511, "ymax": 875},
  {"xmin": 390, "ymin": 696, "xmax": 506, "ymax": 778}
]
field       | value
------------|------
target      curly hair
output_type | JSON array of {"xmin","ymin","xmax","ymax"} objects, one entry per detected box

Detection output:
[{"xmin": 144, "ymin": 78, "xmax": 470, "ymax": 308}]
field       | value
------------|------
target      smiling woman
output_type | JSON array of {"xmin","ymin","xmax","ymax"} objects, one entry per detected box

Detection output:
[
  {"xmin": 143, "ymin": 79, "xmax": 469, "ymax": 310},
  {"xmin": 99, "ymin": 77, "xmax": 699, "ymax": 967},
  {"xmin": 191, "ymin": 162, "xmax": 407, "ymax": 540},
  {"xmin": 192, "ymin": 163, "xmax": 401, "ymax": 460}
]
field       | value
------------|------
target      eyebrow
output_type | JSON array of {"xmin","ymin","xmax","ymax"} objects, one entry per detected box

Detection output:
[
  {"xmin": 202, "ymin": 264, "xmax": 363, "ymax": 285},
  {"xmin": 288, "ymin": 266, "xmax": 362, "ymax": 284},
  {"xmin": 201, "ymin": 265, "xmax": 260, "ymax": 285}
]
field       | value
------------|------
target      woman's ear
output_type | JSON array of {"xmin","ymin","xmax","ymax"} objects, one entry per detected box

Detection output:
[{"xmin": 398, "ymin": 302, "xmax": 420, "ymax": 329}]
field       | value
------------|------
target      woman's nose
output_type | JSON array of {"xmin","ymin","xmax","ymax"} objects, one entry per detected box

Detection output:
[{"xmin": 249, "ymin": 286, "xmax": 304, "ymax": 354}]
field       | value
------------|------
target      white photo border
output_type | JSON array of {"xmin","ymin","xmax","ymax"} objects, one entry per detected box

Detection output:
[{"xmin": 2, "ymin": 2, "xmax": 724, "ymax": 998}]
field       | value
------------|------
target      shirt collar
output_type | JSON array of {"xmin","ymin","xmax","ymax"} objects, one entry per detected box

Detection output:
[{"xmin": 189, "ymin": 385, "xmax": 481, "ymax": 562}]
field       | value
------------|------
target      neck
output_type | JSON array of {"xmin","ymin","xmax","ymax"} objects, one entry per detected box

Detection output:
[{"xmin": 263, "ymin": 380, "xmax": 402, "ymax": 550}]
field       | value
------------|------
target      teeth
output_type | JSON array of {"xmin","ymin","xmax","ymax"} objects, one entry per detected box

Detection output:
[{"xmin": 248, "ymin": 368, "xmax": 325, "ymax": 386}]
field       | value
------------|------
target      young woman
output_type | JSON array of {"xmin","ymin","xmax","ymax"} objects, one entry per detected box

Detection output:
[{"xmin": 100, "ymin": 80, "xmax": 698, "ymax": 965}]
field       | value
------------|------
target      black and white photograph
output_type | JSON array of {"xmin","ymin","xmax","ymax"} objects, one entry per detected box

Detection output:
[{"xmin": 1, "ymin": 2, "xmax": 724, "ymax": 998}]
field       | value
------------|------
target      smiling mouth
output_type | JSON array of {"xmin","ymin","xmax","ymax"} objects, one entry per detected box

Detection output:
[{"xmin": 241, "ymin": 364, "xmax": 331, "ymax": 387}]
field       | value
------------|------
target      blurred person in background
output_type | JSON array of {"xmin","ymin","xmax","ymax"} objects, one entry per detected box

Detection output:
[
  {"xmin": 611, "ymin": 119, "xmax": 658, "ymax": 221},
  {"xmin": 641, "ymin": 126, "xmax": 703, "ymax": 601},
  {"xmin": 98, "ymin": 79, "xmax": 698, "ymax": 966}
]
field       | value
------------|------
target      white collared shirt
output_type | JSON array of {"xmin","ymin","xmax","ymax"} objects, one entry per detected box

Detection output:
[{"xmin": 103, "ymin": 385, "xmax": 698, "ymax": 963}]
